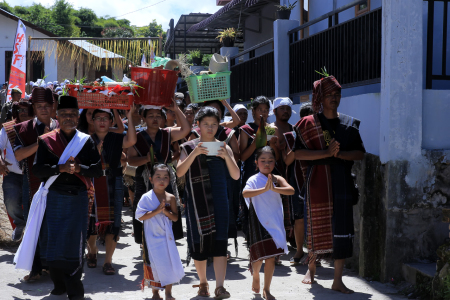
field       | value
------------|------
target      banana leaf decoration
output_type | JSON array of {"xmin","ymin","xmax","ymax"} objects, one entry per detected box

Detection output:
[
  {"xmin": 255, "ymin": 115, "xmax": 267, "ymax": 149},
  {"xmin": 150, "ymin": 144, "xmax": 155, "ymax": 166}
]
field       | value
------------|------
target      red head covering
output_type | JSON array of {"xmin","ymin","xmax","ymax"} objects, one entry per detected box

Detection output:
[
  {"xmin": 312, "ymin": 75, "xmax": 341, "ymax": 113},
  {"xmin": 30, "ymin": 87, "xmax": 54, "ymax": 104}
]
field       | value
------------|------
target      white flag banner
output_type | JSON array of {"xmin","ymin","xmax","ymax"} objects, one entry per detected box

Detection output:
[
  {"xmin": 141, "ymin": 54, "xmax": 147, "ymax": 67},
  {"xmin": 7, "ymin": 20, "xmax": 27, "ymax": 102}
]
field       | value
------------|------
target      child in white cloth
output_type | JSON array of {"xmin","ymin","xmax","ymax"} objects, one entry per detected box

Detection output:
[
  {"xmin": 136, "ymin": 164, "xmax": 184, "ymax": 300},
  {"xmin": 243, "ymin": 146, "xmax": 294, "ymax": 300}
]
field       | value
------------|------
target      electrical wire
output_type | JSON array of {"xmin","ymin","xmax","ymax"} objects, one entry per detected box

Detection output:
[{"xmin": 112, "ymin": 0, "xmax": 168, "ymax": 18}]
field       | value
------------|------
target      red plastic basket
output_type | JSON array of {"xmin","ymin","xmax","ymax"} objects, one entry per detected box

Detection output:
[
  {"xmin": 130, "ymin": 67, "xmax": 178, "ymax": 107},
  {"xmin": 66, "ymin": 84, "xmax": 78, "ymax": 97},
  {"xmin": 65, "ymin": 85, "xmax": 133, "ymax": 109}
]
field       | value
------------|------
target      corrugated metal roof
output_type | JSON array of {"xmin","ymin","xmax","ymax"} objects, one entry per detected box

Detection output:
[
  {"xmin": 165, "ymin": 13, "xmax": 222, "ymax": 54},
  {"xmin": 187, "ymin": 0, "xmax": 246, "ymax": 33},
  {"xmin": 69, "ymin": 40, "xmax": 124, "ymax": 59},
  {"xmin": 187, "ymin": 0, "xmax": 277, "ymax": 33}
]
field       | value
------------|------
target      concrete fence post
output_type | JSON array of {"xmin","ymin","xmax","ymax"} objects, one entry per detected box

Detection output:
[
  {"xmin": 220, "ymin": 47, "xmax": 239, "ymax": 71},
  {"xmin": 273, "ymin": 20, "xmax": 299, "ymax": 98},
  {"xmin": 379, "ymin": 0, "xmax": 423, "ymax": 163}
]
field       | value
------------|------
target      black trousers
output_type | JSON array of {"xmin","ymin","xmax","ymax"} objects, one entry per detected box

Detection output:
[{"xmin": 49, "ymin": 267, "xmax": 84, "ymax": 299}]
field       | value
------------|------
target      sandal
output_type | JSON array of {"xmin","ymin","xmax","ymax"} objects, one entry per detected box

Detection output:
[
  {"xmin": 290, "ymin": 253, "xmax": 304, "ymax": 266},
  {"xmin": 103, "ymin": 263, "xmax": 115, "ymax": 275},
  {"xmin": 22, "ymin": 271, "xmax": 40, "ymax": 282},
  {"xmin": 214, "ymin": 286, "xmax": 230, "ymax": 299},
  {"xmin": 263, "ymin": 290, "xmax": 276, "ymax": 300},
  {"xmin": 274, "ymin": 256, "xmax": 282, "ymax": 266},
  {"xmin": 192, "ymin": 282, "xmax": 209, "ymax": 297},
  {"xmin": 86, "ymin": 252, "xmax": 97, "ymax": 268}
]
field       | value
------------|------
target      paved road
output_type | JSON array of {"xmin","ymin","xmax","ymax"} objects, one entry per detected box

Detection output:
[{"xmin": 0, "ymin": 207, "xmax": 405, "ymax": 300}]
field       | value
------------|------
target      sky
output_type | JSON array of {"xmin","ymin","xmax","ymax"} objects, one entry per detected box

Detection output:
[{"xmin": 10, "ymin": 0, "xmax": 222, "ymax": 29}]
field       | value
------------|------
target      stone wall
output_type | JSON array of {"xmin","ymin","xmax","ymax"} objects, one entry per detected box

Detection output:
[
  {"xmin": 350, "ymin": 151, "xmax": 450, "ymax": 282},
  {"xmin": 349, "ymin": 154, "xmax": 386, "ymax": 281},
  {"xmin": 57, "ymin": 51, "xmax": 75, "ymax": 82}
]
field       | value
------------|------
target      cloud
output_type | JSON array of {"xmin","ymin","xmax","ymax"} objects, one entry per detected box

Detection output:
[{"xmin": 11, "ymin": 0, "xmax": 221, "ymax": 29}]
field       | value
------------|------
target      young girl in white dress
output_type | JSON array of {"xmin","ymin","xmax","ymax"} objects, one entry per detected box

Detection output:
[
  {"xmin": 136, "ymin": 164, "xmax": 184, "ymax": 300},
  {"xmin": 243, "ymin": 146, "xmax": 294, "ymax": 300}
]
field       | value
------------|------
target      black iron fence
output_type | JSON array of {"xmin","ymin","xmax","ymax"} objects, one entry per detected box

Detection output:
[
  {"xmin": 230, "ymin": 39, "xmax": 275, "ymax": 104},
  {"xmin": 289, "ymin": 7, "xmax": 382, "ymax": 95},
  {"xmin": 425, "ymin": 0, "xmax": 450, "ymax": 89}
]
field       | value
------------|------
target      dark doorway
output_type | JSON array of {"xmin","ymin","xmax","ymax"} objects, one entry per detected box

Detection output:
[
  {"xmin": 5, "ymin": 51, "xmax": 45, "ymax": 83},
  {"xmin": 95, "ymin": 65, "xmax": 112, "ymax": 80}
]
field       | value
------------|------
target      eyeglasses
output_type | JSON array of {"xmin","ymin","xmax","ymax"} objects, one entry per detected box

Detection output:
[
  {"xmin": 324, "ymin": 94, "xmax": 342, "ymax": 100},
  {"xmin": 94, "ymin": 117, "xmax": 110, "ymax": 122},
  {"xmin": 17, "ymin": 108, "xmax": 29, "ymax": 113},
  {"xmin": 59, "ymin": 113, "xmax": 78, "ymax": 119}
]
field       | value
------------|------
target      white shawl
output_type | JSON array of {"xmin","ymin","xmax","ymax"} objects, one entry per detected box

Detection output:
[
  {"xmin": 244, "ymin": 172, "xmax": 288, "ymax": 254},
  {"xmin": 14, "ymin": 130, "xmax": 91, "ymax": 271},
  {"xmin": 135, "ymin": 190, "xmax": 184, "ymax": 287}
]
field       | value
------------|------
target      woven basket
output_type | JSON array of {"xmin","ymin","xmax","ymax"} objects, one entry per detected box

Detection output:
[
  {"xmin": 186, "ymin": 71, "xmax": 231, "ymax": 103},
  {"xmin": 65, "ymin": 85, "xmax": 133, "ymax": 109}
]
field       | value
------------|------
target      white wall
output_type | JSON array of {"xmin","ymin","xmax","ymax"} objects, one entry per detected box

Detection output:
[
  {"xmin": 422, "ymin": 90, "xmax": 450, "ymax": 149},
  {"xmin": 0, "ymin": 15, "xmax": 58, "ymax": 85},
  {"xmin": 338, "ymin": 93, "xmax": 380, "ymax": 156},
  {"xmin": 307, "ymin": 0, "xmax": 382, "ymax": 36}
]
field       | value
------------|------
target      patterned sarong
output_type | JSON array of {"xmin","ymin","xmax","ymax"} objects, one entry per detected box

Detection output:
[
  {"xmin": 294, "ymin": 114, "xmax": 334, "ymax": 263},
  {"xmin": 248, "ymin": 202, "xmax": 284, "ymax": 268},
  {"xmin": 3, "ymin": 120, "xmax": 17, "ymax": 149},
  {"xmin": 90, "ymin": 134, "xmax": 120, "ymax": 240},
  {"xmin": 181, "ymin": 140, "xmax": 216, "ymax": 252}
]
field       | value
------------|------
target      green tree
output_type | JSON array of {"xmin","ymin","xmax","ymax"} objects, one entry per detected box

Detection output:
[
  {"xmin": 51, "ymin": 0, "xmax": 80, "ymax": 37},
  {"xmin": 135, "ymin": 20, "xmax": 163, "ymax": 37},
  {"xmin": 101, "ymin": 27, "xmax": 133, "ymax": 38},
  {"xmin": 74, "ymin": 7, "xmax": 101, "ymax": 37},
  {"xmin": 0, "ymin": 1, "xmax": 14, "ymax": 14},
  {"xmin": 135, "ymin": 19, "xmax": 167, "ymax": 47},
  {"xmin": 13, "ymin": 5, "xmax": 29, "ymax": 16}
]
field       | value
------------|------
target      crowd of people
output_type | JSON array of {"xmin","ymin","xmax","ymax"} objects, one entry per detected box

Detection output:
[{"xmin": 1, "ymin": 74, "xmax": 365, "ymax": 300}]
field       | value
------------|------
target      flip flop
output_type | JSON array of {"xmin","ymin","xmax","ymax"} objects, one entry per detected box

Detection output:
[
  {"xmin": 86, "ymin": 252, "xmax": 97, "ymax": 268},
  {"xmin": 22, "ymin": 271, "xmax": 40, "ymax": 282}
]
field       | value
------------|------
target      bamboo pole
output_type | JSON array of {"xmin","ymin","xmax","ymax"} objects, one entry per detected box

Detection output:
[
  {"xmin": 26, "ymin": 36, "xmax": 31, "ymax": 94},
  {"xmin": 30, "ymin": 37, "xmax": 162, "ymax": 41}
]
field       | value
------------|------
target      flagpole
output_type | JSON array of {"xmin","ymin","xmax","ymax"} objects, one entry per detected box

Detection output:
[{"xmin": 27, "ymin": 35, "xmax": 31, "ymax": 94}]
